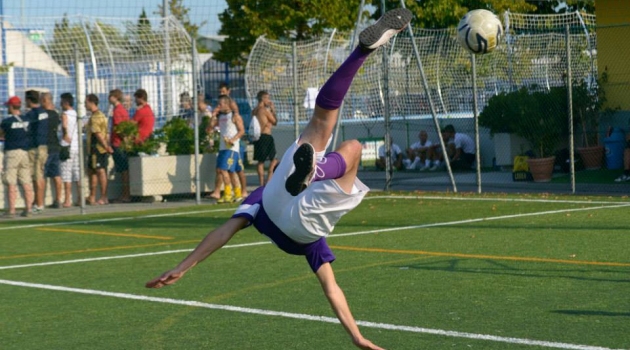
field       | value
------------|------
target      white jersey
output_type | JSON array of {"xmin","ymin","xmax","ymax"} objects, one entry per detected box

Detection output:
[
  {"xmin": 410, "ymin": 140, "xmax": 432, "ymax": 150},
  {"xmin": 378, "ymin": 143, "xmax": 402, "ymax": 161},
  {"xmin": 452, "ymin": 133, "xmax": 475, "ymax": 154},
  {"xmin": 61, "ymin": 109, "xmax": 79, "ymax": 152},
  {"xmin": 218, "ymin": 111, "xmax": 239, "ymax": 152}
]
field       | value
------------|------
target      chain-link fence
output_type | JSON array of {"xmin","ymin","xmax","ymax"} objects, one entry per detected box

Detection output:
[
  {"xmin": 1, "ymin": 5, "xmax": 629, "ymax": 217},
  {"xmin": 246, "ymin": 11, "xmax": 630, "ymax": 195}
]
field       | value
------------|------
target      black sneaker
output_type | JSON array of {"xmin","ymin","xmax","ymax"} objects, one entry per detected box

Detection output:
[
  {"xmin": 359, "ymin": 8, "xmax": 413, "ymax": 50},
  {"xmin": 285, "ymin": 143, "xmax": 316, "ymax": 196}
]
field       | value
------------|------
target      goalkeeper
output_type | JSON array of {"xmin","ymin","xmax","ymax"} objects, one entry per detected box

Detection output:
[{"xmin": 147, "ymin": 8, "xmax": 412, "ymax": 349}]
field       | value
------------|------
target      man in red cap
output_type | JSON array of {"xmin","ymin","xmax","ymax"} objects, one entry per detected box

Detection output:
[{"xmin": 0, "ymin": 96, "xmax": 34, "ymax": 217}]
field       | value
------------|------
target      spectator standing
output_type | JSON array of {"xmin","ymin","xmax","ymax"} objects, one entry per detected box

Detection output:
[
  {"xmin": 41, "ymin": 93, "xmax": 62, "ymax": 208},
  {"xmin": 123, "ymin": 94, "xmax": 136, "ymax": 118},
  {"xmin": 24, "ymin": 90, "xmax": 48, "ymax": 213},
  {"xmin": 376, "ymin": 138, "xmax": 404, "ymax": 171},
  {"xmin": 178, "ymin": 92, "xmax": 195, "ymax": 126},
  {"xmin": 59, "ymin": 93, "xmax": 80, "ymax": 208},
  {"xmin": 133, "ymin": 89, "xmax": 155, "ymax": 144},
  {"xmin": 109, "ymin": 89, "xmax": 131, "ymax": 203},
  {"xmin": 217, "ymin": 82, "xmax": 248, "ymax": 198},
  {"xmin": 85, "ymin": 94, "xmax": 113, "ymax": 205},
  {"xmin": 613, "ymin": 133, "xmax": 630, "ymax": 182},
  {"xmin": 212, "ymin": 95, "xmax": 245, "ymax": 203},
  {"xmin": 252, "ymin": 90, "xmax": 278, "ymax": 185},
  {"xmin": 1, "ymin": 96, "xmax": 34, "ymax": 217}
]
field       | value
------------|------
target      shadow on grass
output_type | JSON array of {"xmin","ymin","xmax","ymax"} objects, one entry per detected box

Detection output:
[
  {"xmin": 396, "ymin": 258, "xmax": 630, "ymax": 284},
  {"xmin": 551, "ymin": 310, "xmax": 630, "ymax": 317}
]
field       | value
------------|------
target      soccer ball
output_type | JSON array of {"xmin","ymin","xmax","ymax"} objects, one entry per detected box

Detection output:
[{"xmin": 457, "ymin": 9, "xmax": 503, "ymax": 54}]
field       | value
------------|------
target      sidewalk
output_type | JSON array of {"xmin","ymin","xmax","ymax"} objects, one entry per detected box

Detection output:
[{"xmin": 5, "ymin": 169, "xmax": 628, "ymax": 221}]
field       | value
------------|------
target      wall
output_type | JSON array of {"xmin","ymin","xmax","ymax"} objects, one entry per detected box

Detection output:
[{"xmin": 596, "ymin": 0, "xmax": 630, "ymax": 111}]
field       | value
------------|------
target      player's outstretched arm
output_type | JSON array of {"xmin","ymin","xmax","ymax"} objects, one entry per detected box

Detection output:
[
  {"xmin": 146, "ymin": 217, "xmax": 248, "ymax": 288},
  {"xmin": 315, "ymin": 263, "xmax": 384, "ymax": 350}
]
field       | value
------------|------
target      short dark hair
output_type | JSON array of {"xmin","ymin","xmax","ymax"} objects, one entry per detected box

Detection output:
[
  {"xmin": 86, "ymin": 93, "xmax": 99, "ymax": 105},
  {"xmin": 134, "ymin": 89, "xmax": 148, "ymax": 101},
  {"xmin": 109, "ymin": 89, "xmax": 123, "ymax": 102},
  {"xmin": 219, "ymin": 82, "xmax": 230, "ymax": 90},
  {"xmin": 60, "ymin": 93, "xmax": 74, "ymax": 107},
  {"xmin": 218, "ymin": 94, "xmax": 231, "ymax": 105},
  {"xmin": 25, "ymin": 90, "xmax": 40, "ymax": 104},
  {"xmin": 442, "ymin": 124, "xmax": 455, "ymax": 133},
  {"xmin": 256, "ymin": 90, "xmax": 268, "ymax": 102}
]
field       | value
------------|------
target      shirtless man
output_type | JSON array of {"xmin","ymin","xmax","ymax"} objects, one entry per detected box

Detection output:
[{"xmin": 252, "ymin": 90, "xmax": 279, "ymax": 185}]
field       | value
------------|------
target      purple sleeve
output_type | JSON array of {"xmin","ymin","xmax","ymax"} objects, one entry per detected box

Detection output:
[{"xmin": 303, "ymin": 238, "xmax": 335, "ymax": 273}]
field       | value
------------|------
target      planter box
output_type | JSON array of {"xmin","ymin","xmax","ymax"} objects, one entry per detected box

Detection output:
[
  {"xmin": 493, "ymin": 133, "xmax": 529, "ymax": 166},
  {"xmin": 129, "ymin": 154, "xmax": 217, "ymax": 196}
]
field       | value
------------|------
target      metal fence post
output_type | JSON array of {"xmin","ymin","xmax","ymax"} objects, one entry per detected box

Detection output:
[
  {"xmin": 74, "ymin": 44, "xmax": 86, "ymax": 214},
  {"xmin": 192, "ymin": 38, "xmax": 201, "ymax": 204},
  {"xmin": 292, "ymin": 41, "xmax": 299, "ymax": 139},
  {"xmin": 566, "ymin": 24, "xmax": 576, "ymax": 194},
  {"xmin": 471, "ymin": 53, "xmax": 482, "ymax": 194}
]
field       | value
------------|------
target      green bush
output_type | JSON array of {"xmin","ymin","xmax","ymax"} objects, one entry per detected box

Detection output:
[{"xmin": 480, "ymin": 86, "xmax": 570, "ymax": 158}]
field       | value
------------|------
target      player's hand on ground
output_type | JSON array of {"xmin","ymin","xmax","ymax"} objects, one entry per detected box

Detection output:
[
  {"xmin": 145, "ymin": 268, "xmax": 186, "ymax": 288},
  {"xmin": 353, "ymin": 337, "xmax": 385, "ymax": 350}
]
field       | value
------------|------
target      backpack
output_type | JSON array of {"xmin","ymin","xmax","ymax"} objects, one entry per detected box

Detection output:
[{"xmin": 248, "ymin": 116, "xmax": 261, "ymax": 142}]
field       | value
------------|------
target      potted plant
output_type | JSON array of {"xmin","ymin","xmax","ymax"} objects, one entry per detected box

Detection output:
[
  {"xmin": 572, "ymin": 75, "xmax": 614, "ymax": 170},
  {"xmin": 116, "ymin": 118, "xmax": 217, "ymax": 197},
  {"xmin": 480, "ymin": 86, "xmax": 569, "ymax": 182}
]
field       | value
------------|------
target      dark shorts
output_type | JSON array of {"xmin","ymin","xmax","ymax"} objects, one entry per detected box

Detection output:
[
  {"xmin": 44, "ymin": 152, "xmax": 61, "ymax": 178},
  {"xmin": 451, "ymin": 152, "xmax": 475, "ymax": 170},
  {"xmin": 88, "ymin": 152, "xmax": 109, "ymax": 170},
  {"xmin": 112, "ymin": 147, "xmax": 129, "ymax": 172},
  {"xmin": 253, "ymin": 134, "xmax": 276, "ymax": 162}
]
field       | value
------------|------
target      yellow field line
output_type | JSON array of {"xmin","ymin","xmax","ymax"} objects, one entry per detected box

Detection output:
[
  {"xmin": 0, "ymin": 240, "xmax": 199, "ymax": 260},
  {"xmin": 330, "ymin": 245, "xmax": 630, "ymax": 267},
  {"xmin": 36, "ymin": 227, "xmax": 174, "ymax": 240}
]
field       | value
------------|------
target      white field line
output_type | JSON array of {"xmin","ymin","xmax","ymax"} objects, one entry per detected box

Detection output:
[
  {"xmin": 0, "ymin": 208, "xmax": 236, "ymax": 232},
  {"xmin": 366, "ymin": 195, "xmax": 629, "ymax": 205},
  {"xmin": 0, "ymin": 279, "xmax": 620, "ymax": 350},
  {"xmin": 0, "ymin": 194, "xmax": 623, "ymax": 232},
  {"xmin": 1, "ymin": 203, "xmax": 628, "ymax": 271}
]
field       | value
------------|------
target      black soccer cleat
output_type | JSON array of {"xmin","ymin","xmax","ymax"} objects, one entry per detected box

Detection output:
[
  {"xmin": 285, "ymin": 143, "xmax": 316, "ymax": 196},
  {"xmin": 359, "ymin": 8, "xmax": 413, "ymax": 50}
]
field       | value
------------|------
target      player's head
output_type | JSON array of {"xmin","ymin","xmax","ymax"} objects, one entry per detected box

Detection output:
[
  {"xmin": 40, "ymin": 92, "xmax": 53, "ymax": 109},
  {"xmin": 256, "ymin": 90, "xmax": 270, "ymax": 105},
  {"xmin": 25, "ymin": 90, "xmax": 40, "ymax": 107},
  {"xmin": 219, "ymin": 82, "xmax": 230, "ymax": 96},
  {"xmin": 60, "ymin": 93, "xmax": 74, "ymax": 109},
  {"xmin": 134, "ymin": 89, "xmax": 148, "ymax": 106},
  {"xmin": 180, "ymin": 92, "xmax": 192, "ymax": 108},
  {"xmin": 4, "ymin": 96, "xmax": 21, "ymax": 114},
  {"xmin": 441, "ymin": 124, "xmax": 455, "ymax": 139},
  {"xmin": 109, "ymin": 89, "xmax": 123, "ymax": 105},
  {"xmin": 419, "ymin": 130, "xmax": 428, "ymax": 142},
  {"xmin": 85, "ymin": 93, "xmax": 99, "ymax": 111},
  {"xmin": 217, "ymin": 94, "xmax": 231, "ymax": 112}
]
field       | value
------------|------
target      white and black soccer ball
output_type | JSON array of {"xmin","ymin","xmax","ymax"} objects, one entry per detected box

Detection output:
[{"xmin": 457, "ymin": 9, "xmax": 503, "ymax": 54}]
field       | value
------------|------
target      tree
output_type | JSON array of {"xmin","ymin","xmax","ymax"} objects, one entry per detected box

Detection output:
[
  {"xmin": 156, "ymin": 0, "xmax": 208, "ymax": 53},
  {"xmin": 378, "ymin": 0, "xmax": 536, "ymax": 29},
  {"xmin": 215, "ymin": 0, "xmax": 364, "ymax": 66}
]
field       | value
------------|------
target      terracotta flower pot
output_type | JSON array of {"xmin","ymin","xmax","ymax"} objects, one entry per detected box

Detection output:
[
  {"xmin": 577, "ymin": 145, "xmax": 604, "ymax": 170},
  {"xmin": 526, "ymin": 156, "xmax": 556, "ymax": 183}
]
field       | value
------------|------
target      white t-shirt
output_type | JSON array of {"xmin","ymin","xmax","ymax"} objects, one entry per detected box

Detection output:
[
  {"xmin": 218, "ymin": 111, "xmax": 240, "ymax": 152},
  {"xmin": 378, "ymin": 143, "xmax": 402, "ymax": 161},
  {"xmin": 61, "ymin": 109, "xmax": 79, "ymax": 152},
  {"xmin": 452, "ymin": 133, "xmax": 475, "ymax": 154},
  {"xmin": 410, "ymin": 140, "xmax": 432, "ymax": 150}
]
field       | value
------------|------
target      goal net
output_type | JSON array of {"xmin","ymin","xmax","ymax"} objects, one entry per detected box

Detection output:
[{"xmin": 0, "ymin": 14, "xmax": 199, "ymax": 124}]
